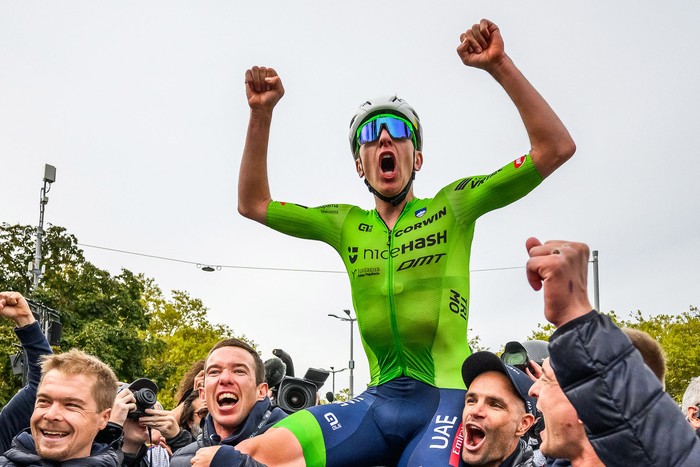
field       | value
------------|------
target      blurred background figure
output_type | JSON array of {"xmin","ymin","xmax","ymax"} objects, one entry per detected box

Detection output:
[
  {"xmin": 682, "ymin": 376, "xmax": 700, "ymax": 438},
  {"xmin": 622, "ymin": 328, "xmax": 667, "ymax": 389}
]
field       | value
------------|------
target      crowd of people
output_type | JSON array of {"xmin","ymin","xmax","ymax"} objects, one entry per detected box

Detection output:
[{"xmin": 2, "ymin": 18, "xmax": 699, "ymax": 467}]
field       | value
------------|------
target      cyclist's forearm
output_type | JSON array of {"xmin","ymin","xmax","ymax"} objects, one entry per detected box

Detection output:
[
  {"xmin": 490, "ymin": 56, "xmax": 575, "ymax": 178},
  {"xmin": 239, "ymin": 109, "xmax": 274, "ymax": 224}
]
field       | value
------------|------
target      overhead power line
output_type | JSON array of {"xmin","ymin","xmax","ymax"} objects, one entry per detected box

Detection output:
[
  {"xmin": 77, "ymin": 242, "xmax": 529, "ymax": 274},
  {"xmin": 78, "ymin": 243, "xmax": 346, "ymax": 274}
]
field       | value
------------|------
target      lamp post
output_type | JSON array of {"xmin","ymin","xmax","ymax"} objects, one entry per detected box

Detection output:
[
  {"xmin": 328, "ymin": 309, "xmax": 357, "ymax": 398},
  {"xmin": 32, "ymin": 164, "xmax": 56, "ymax": 293},
  {"xmin": 328, "ymin": 366, "xmax": 348, "ymax": 396}
]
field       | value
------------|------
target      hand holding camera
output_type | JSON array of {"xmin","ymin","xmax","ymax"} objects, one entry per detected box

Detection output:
[{"xmin": 110, "ymin": 378, "xmax": 159, "ymax": 426}]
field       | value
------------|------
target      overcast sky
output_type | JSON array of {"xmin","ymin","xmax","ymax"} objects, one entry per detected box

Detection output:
[{"xmin": 3, "ymin": 1, "xmax": 699, "ymax": 395}]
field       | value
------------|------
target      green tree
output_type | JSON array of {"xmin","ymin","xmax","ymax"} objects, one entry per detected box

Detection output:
[
  {"xmin": 1, "ymin": 223, "xmax": 250, "ymax": 409},
  {"xmin": 527, "ymin": 307, "xmax": 700, "ymax": 402},
  {"xmin": 141, "ymin": 282, "xmax": 252, "ymax": 408},
  {"xmin": 0, "ymin": 223, "xmax": 153, "ymax": 403},
  {"xmin": 468, "ymin": 328, "xmax": 487, "ymax": 353},
  {"xmin": 330, "ymin": 387, "xmax": 351, "ymax": 403},
  {"xmin": 616, "ymin": 306, "xmax": 700, "ymax": 402}
]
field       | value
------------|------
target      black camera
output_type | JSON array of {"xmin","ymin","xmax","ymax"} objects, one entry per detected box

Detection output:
[
  {"xmin": 276, "ymin": 368, "xmax": 330, "ymax": 414},
  {"xmin": 265, "ymin": 349, "xmax": 329, "ymax": 414},
  {"xmin": 124, "ymin": 378, "xmax": 159, "ymax": 419}
]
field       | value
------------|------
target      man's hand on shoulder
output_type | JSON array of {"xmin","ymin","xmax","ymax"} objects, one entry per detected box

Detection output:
[{"xmin": 191, "ymin": 445, "xmax": 221, "ymax": 466}]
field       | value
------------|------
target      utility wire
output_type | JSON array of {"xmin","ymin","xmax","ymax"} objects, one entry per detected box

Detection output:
[
  {"xmin": 78, "ymin": 243, "xmax": 346, "ymax": 274},
  {"xmin": 78, "ymin": 242, "xmax": 587, "ymax": 274}
]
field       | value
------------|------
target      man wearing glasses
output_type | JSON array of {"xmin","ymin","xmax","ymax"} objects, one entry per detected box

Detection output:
[{"xmin": 236, "ymin": 18, "xmax": 575, "ymax": 467}]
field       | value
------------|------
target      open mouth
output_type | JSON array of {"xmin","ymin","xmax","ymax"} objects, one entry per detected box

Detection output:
[
  {"xmin": 217, "ymin": 392, "xmax": 239, "ymax": 408},
  {"xmin": 380, "ymin": 153, "xmax": 396, "ymax": 173},
  {"xmin": 464, "ymin": 423, "xmax": 486, "ymax": 451},
  {"xmin": 40, "ymin": 429, "xmax": 69, "ymax": 440}
]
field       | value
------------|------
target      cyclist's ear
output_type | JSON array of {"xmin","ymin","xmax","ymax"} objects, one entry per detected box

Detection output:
[
  {"xmin": 414, "ymin": 151, "xmax": 423, "ymax": 172},
  {"xmin": 356, "ymin": 156, "xmax": 365, "ymax": 178}
]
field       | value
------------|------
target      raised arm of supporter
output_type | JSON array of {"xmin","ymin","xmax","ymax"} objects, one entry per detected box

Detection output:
[
  {"xmin": 238, "ymin": 66, "xmax": 285, "ymax": 224},
  {"xmin": 525, "ymin": 238, "xmax": 700, "ymax": 465},
  {"xmin": 457, "ymin": 19, "xmax": 575, "ymax": 178},
  {"xmin": 0, "ymin": 291, "xmax": 52, "ymax": 453},
  {"xmin": 0, "ymin": 291, "xmax": 35, "ymax": 327},
  {"xmin": 524, "ymin": 238, "xmax": 592, "ymax": 327}
]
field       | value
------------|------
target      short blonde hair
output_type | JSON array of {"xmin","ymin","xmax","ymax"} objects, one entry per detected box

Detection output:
[
  {"xmin": 40, "ymin": 348, "xmax": 118, "ymax": 412},
  {"xmin": 623, "ymin": 328, "xmax": 666, "ymax": 385}
]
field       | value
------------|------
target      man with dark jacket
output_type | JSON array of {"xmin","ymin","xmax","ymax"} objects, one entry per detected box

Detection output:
[
  {"xmin": 525, "ymin": 237, "xmax": 700, "ymax": 466},
  {"xmin": 0, "ymin": 291, "xmax": 53, "ymax": 454},
  {"xmin": 461, "ymin": 351, "xmax": 539, "ymax": 467},
  {"xmin": 170, "ymin": 339, "xmax": 286, "ymax": 467},
  {"xmin": 0, "ymin": 348, "xmax": 119, "ymax": 466}
]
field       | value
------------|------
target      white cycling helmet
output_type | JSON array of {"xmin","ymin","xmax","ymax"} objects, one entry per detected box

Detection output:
[{"xmin": 348, "ymin": 95, "xmax": 423, "ymax": 159}]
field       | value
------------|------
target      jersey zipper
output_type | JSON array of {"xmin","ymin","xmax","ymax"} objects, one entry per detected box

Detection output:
[{"xmin": 379, "ymin": 206, "xmax": 411, "ymax": 377}]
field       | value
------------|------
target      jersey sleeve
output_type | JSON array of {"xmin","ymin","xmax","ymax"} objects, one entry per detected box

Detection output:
[
  {"xmin": 266, "ymin": 201, "xmax": 355, "ymax": 252},
  {"xmin": 443, "ymin": 154, "xmax": 543, "ymax": 224}
]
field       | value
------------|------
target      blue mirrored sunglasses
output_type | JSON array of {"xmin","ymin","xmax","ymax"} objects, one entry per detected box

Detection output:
[{"xmin": 356, "ymin": 114, "xmax": 415, "ymax": 149}]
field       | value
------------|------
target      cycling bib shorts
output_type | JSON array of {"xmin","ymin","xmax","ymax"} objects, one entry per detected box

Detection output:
[{"xmin": 266, "ymin": 155, "xmax": 542, "ymax": 465}]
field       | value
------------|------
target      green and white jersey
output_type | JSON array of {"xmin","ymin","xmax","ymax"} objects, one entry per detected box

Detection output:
[{"xmin": 267, "ymin": 155, "xmax": 542, "ymax": 390}]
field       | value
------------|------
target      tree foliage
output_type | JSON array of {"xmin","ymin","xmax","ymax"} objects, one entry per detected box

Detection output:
[
  {"xmin": 142, "ymin": 283, "xmax": 253, "ymax": 408},
  {"xmin": 0, "ymin": 223, "xmax": 248, "ymax": 408},
  {"xmin": 527, "ymin": 307, "xmax": 700, "ymax": 402}
]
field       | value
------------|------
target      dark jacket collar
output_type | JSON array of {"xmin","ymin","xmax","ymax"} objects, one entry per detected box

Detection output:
[
  {"xmin": 4, "ymin": 430, "xmax": 118, "ymax": 466},
  {"xmin": 204, "ymin": 396, "xmax": 286, "ymax": 447}
]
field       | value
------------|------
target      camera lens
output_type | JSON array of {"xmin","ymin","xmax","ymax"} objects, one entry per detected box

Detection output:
[
  {"xmin": 284, "ymin": 387, "xmax": 310, "ymax": 411},
  {"xmin": 134, "ymin": 388, "xmax": 157, "ymax": 409},
  {"xmin": 502, "ymin": 349, "xmax": 529, "ymax": 371},
  {"xmin": 277, "ymin": 377, "xmax": 317, "ymax": 413}
]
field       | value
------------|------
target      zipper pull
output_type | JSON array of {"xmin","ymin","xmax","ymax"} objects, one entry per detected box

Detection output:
[{"xmin": 387, "ymin": 230, "xmax": 391, "ymax": 247}]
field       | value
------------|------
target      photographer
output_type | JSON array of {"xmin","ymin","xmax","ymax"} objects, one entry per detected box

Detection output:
[
  {"xmin": 110, "ymin": 379, "xmax": 192, "ymax": 467},
  {"xmin": 170, "ymin": 338, "xmax": 286, "ymax": 467}
]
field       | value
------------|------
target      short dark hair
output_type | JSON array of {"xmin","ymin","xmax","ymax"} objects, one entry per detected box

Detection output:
[
  {"xmin": 175, "ymin": 360, "xmax": 205, "ymax": 406},
  {"xmin": 206, "ymin": 338, "xmax": 265, "ymax": 385}
]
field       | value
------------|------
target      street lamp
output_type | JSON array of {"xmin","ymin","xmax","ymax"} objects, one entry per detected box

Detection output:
[
  {"xmin": 32, "ymin": 164, "xmax": 56, "ymax": 292},
  {"xmin": 328, "ymin": 309, "xmax": 357, "ymax": 398},
  {"xmin": 328, "ymin": 366, "xmax": 348, "ymax": 396}
]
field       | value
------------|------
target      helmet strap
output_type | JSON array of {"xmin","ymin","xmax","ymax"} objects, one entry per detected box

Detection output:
[{"xmin": 364, "ymin": 171, "xmax": 415, "ymax": 207}]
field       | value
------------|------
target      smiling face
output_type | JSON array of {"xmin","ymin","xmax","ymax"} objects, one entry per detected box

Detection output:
[
  {"xmin": 461, "ymin": 371, "xmax": 533, "ymax": 467},
  {"xmin": 356, "ymin": 127, "xmax": 422, "ymax": 202},
  {"xmin": 30, "ymin": 369, "xmax": 111, "ymax": 461},
  {"xmin": 204, "ymin": 345, "xmax": 267, "ymax": 439}
]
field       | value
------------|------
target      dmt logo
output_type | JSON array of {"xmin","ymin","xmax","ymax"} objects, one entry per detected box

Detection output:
[
  {"xmin": 324, "ymin": 413, "xmax": 342, "ymax": 431},
  {"xmin": 415, "ymin": 207, "xmax": 427, "ymax": 218},
  {"xmin": 396, "ymin": 253, "xmax": 446, "ymax": 271},
  {"xmin": 348, "ymin": 246, "xmax": 358, "ymax": 264},
  {"xmin": 358, "ymin": 223, "xmax": 373, "ymax": 232}
]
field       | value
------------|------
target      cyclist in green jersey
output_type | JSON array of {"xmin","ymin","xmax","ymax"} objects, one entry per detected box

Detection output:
[{"xmin": 231, "ymin": 19, "xmax": 575, "ymax": 467}]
